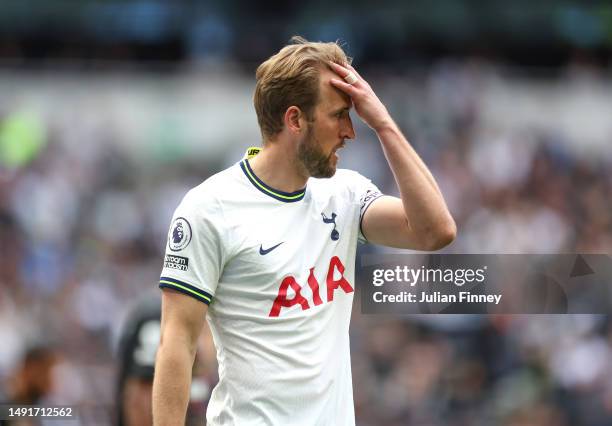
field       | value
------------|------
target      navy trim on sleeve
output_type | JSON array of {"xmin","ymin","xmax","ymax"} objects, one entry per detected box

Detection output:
[
  {"xmin": 359, "ymin": 194, "xmax": 384, "ymax": 242},
  {"xmin": 159, "ymin": 276, "xmax": 213, "ymax": 305}
]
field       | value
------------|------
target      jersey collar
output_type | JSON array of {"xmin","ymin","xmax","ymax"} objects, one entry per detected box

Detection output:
[{"xmin": 240, "ymin": 155, "xmax": 306, "ymax": 203}]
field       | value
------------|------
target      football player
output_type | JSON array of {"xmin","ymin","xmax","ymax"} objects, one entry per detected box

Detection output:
[{"xmin": 153, "ymin": 36, "xmax": 455, "ymax": 426}]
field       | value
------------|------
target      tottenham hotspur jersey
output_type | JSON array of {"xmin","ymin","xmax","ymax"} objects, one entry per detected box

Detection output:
[{"xmin": 159, "ymin": 149, "xmax": 382, "ymax": 426}]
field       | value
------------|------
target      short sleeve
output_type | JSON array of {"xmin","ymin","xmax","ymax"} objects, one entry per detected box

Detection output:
[
  {"xmin": 159, "ymin": 192, "xmax": 225, "ymax": 305},
  {"xmin": 355, "ymin": 177, "xmax": 383, "ymax": 244}
]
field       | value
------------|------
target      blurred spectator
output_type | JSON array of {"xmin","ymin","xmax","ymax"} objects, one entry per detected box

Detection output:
[
  {"xmin": 0, "ymin": 344, "xmax": 59, "ymax": 426},
  {"xmin": 115, "ymin": 293, "xmax": 216, "ymax": 425},
  {"xmin": 4, "ymin": 345, "xmax": 58, "ymax": 406},
  {"xmin": 115, "ymin": 294, "xmax": 160, "ymax": 426}
]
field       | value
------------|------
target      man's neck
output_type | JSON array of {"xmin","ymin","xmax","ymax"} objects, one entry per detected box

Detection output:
[{"xmin": 248, "ymin": 141, "xmax": 309, "ymax": 193}]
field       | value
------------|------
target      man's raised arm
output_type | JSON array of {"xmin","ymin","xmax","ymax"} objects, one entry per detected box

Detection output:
[{"xmin": 330, "ymin": 61, "xmax": 456, "ymax": 250}]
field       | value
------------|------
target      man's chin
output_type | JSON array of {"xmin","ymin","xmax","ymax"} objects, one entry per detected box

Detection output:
[
  {"xmin": 311, "ymin": 164, "xmax": 336, "ymax": 179},
  {"xmin": 324, "ymin": 156, "xmax": 338, "ymax": 177},
  {"xmin": 301, "ymin": 153, "xmax": 337, "ymax": 178}
]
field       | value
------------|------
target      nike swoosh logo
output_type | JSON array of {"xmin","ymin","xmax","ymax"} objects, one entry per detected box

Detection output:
[{"xmin": 259, "ymin": 242, "xmax": 284, "ymax": 255}]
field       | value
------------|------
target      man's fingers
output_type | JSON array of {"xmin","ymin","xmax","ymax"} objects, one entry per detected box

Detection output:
[
  {"xmin": 329, "ymin": 60, "xmax": 363, "ymax": 80},
  {"xmin": 344, "ymin": 63, "xmax": 364, "ymax": 80},
  {"xmin": 329, "ymin": 61, "xmax": 358, "ymax": 82},
  {"xmin": 330, "ymin": 78, "xmax": 357, "ymax": 95},
  {"xmin": 330, "ymin": 61, "xmax": 366, "ymax": 88},
  {"xmin": 329, "ymin": 61, "xmax": 349, "ymax": 76}
]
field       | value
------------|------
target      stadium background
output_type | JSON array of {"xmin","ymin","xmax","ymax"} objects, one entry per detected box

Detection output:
[{"xmin": 1, "ymin": 1, "xmax": 611, "ymax": 424}]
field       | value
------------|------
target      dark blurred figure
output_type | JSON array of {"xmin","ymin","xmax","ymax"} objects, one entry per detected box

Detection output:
[
  {"xmin": 1, "ymin": 344, "xmax": 59, "ymax": 426},
  {"xmin": 115, "ymin": 295, "xmax": 161, "ymax": 426},
  {"xmin": 9, "ymin": 346, "xmax": 57, "ymax": 405},
  {"xmin": 116, "ymin": 291, "xmax": 217, "ymax": 426},
  {"xmin": 115, "ymin": 294, "xmax": 212, "ymax": 425}
]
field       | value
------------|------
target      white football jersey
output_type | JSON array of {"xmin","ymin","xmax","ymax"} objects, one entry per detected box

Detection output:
[{"xmin": 160, "ymin": 150, "xmax": 382, "ymax": 426}]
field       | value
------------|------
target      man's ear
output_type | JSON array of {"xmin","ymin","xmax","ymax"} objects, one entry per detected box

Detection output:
[{"xmin": 284, "ymin": 106, "xmax": 305, "ymax": 134}]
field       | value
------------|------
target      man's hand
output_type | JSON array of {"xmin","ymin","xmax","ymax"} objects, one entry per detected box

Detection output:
[{"xmin": 329, "ymin": 62, "xmax": 392, "ymax": 132}]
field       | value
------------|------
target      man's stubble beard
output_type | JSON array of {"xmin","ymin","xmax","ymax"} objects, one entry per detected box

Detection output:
[{"xmin": 296, "ymin": 123, "xmax": 336, "ymax": 179}]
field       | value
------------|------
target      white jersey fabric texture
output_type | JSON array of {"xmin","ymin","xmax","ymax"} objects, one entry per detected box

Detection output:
[{"xmin": 160, "ymin": 152, "xmax": 382, "ymax": 426}]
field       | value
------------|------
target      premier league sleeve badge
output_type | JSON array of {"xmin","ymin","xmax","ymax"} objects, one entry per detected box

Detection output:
[{"xmin": 168, "ymin": 217, "xmax": 193, "ymax": 251}]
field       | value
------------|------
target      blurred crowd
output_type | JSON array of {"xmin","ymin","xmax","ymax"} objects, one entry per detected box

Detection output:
[{"xmin": 0, "ymin": 58, "xmax": 611, "ymax": 425}]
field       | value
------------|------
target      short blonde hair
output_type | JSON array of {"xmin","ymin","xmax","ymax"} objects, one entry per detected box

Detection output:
[{"xmin": 254, "ymin": 36, "xmax": 351, "ymax": 141}]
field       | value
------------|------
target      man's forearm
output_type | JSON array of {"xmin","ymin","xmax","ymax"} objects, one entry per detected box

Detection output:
[
  {"xmin": 152, "ymin": 341, "xmax": 195, "ymax": 426},
  {"xmin": 375, "ymin": 120, "xmax": 455, "ymax": 242}
]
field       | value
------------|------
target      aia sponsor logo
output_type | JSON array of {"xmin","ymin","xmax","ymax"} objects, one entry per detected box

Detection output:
[{"xmin": 269, "ymin": 256, "xmax": 353, "ymax": 317}]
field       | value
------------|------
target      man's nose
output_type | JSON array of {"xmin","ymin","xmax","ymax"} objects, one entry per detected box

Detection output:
[{"xmin": 341, "ymin": 116, "xmax": 355, "ymax": 140}]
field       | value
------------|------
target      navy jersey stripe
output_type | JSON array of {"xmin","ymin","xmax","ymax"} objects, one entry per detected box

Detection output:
[
  {"xmin": 159, "ymin": 277, "xmax": 213, "ymax": 305},
  {"xmin": 240, "ymin": 160, "xmax": 306, "ymax": 203}
]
